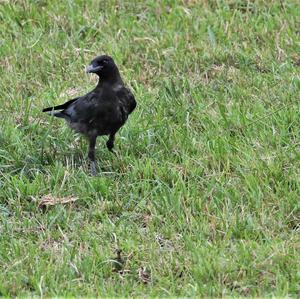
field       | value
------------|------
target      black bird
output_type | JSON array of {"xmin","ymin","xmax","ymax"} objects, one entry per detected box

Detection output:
[{"xmin": 42, "ymin": 55, "xmax": 136, "ymax": 175}]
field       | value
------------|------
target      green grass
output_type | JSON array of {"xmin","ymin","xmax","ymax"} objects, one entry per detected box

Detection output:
[{"xmin": 0, "ymin": 0, "xmax": 300, "ymax": 296}]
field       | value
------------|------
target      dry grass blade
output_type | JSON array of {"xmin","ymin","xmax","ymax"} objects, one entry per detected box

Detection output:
[
  {"xmin": 138, "ymin": 267, "xmax": 151, "ymax": 284},
  {"xmin": 38, "ymin": 195, "xmax": 78, "ymax": 208}
]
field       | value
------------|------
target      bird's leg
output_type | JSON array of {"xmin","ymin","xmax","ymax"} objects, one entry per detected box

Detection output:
[
  {"xmin": 88, "ymin": 136, "xmax": 97, "ymax": 175},
  {"xmin": 106, "ymin": 133, "xmax": 116, "ymax": 154}
]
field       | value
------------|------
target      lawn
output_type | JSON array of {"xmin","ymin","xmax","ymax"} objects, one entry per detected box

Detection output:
[{"xmin": 0, "ymin": 0, "xmax": 299, "ymax": 296}]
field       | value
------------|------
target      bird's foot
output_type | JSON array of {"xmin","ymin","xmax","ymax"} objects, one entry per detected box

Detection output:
[
  {"xmin": 106, "ymin": 138, "xmax": 115, "ymax": 154},
  {"xmin": 90, "ymin": 161, "xmax": 97, "ymax": 176}
]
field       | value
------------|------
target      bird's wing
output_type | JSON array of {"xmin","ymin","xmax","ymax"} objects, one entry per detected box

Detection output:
[
  {"xmin": 116, "ymin": 87, "xmax": 136, "ymax": 115},
  {"xmin": 62, "ymin": 91, "xmax": 120, "ymax": 123},
  {"xmin": 42, "ymin": 97, "xmax": 79, "ymax": 112}
]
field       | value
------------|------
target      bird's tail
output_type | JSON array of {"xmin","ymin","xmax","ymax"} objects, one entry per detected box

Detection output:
[
  {"xmin": 42, "ymin": 105, "xmax": 62, "ymax": 113},
  {"xmin": 43, "ymin": 109, "xmax": 68, "ymax": 119},
  {"xmin": 42, "ymin": 98, "xmax": 77, "ymax": 113}
]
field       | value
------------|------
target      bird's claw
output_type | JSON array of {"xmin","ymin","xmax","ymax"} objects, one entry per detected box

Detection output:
[{"xmin": 90, "ymin": 161, "xmax": 97, "ymax": 176}]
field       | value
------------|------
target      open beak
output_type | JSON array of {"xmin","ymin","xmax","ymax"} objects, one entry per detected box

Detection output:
[{"xmin": 86, "ymin": 64, "xmax": 103, "ymax": 73}]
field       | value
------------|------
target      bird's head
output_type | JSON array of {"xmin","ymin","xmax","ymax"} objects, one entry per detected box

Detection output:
[{"xmin": 86, "ymin": 55, "xmax": 119, "ymax": 80}]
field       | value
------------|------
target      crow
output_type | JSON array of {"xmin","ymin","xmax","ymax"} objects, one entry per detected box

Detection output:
[{"xmin": 42, "ymin": 55, "xmax": 136, "ymax": 175}]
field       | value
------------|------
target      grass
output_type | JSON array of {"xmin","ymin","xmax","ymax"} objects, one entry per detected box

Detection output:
[{"xmin": 0, "ymin": 0, "xmax": 300, "ymax": 296}]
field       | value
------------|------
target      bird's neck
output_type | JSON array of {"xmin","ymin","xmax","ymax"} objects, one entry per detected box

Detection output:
[{"xmin": 97, "ymin": 69, "xmax": 123, "ymax": 87}]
